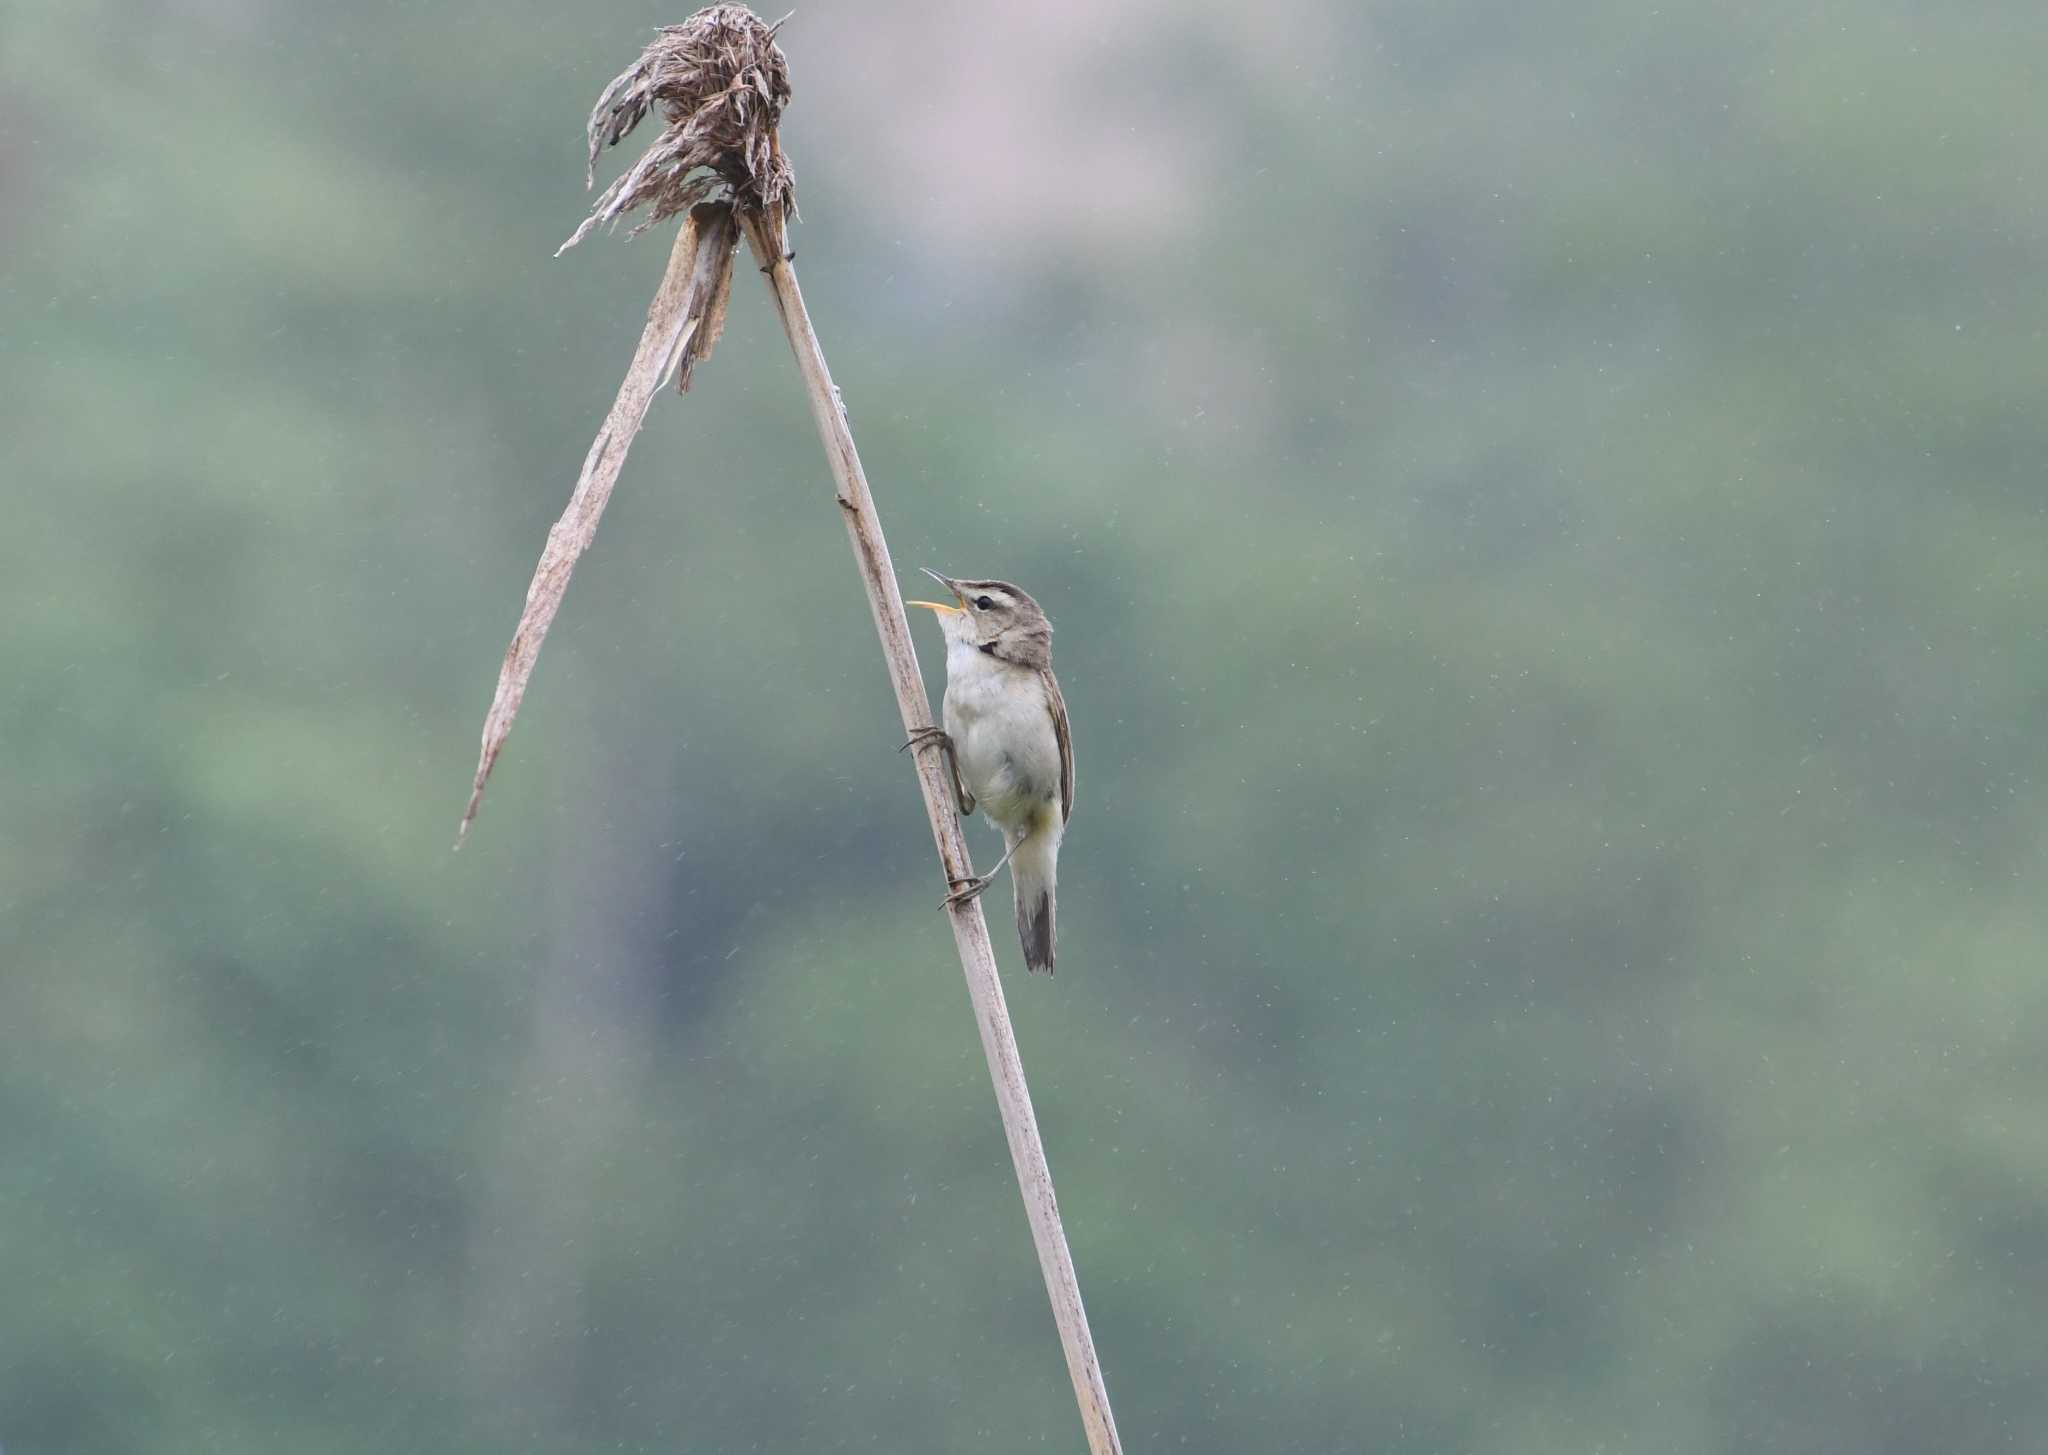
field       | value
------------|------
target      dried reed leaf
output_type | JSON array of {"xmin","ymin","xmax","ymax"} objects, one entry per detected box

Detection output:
[
  {"xmin": 683, "ymin": 234, "xmax": 736, "ymax": 388},
  {"xmin": 458, "ymin": 203, "xmax": 739, "ymax": 843},
  {"xmin": 559, "ymin": 5, "xmax": 796, "ymax": 255}
]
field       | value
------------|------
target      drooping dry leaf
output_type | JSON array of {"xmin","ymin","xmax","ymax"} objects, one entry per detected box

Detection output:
[{"xmin": 458, "ymin": 204, "xmax": 739, "ymax": 843}]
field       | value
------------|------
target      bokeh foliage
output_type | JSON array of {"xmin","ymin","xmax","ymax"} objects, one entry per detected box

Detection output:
[{"xmin": 4, "ymin": 0, "xmax": 2045, "ymax": 1450}]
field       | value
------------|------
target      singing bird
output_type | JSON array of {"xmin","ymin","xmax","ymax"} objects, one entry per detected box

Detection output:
[{"xmin": 905, "ymin": 570, "xmax": 1074, "ymax": 974}]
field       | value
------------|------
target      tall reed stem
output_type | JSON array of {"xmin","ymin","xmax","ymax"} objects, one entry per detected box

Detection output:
[{"xmin": 741, "ymin": 206, "xmax": 1124, "ymax": 1455}]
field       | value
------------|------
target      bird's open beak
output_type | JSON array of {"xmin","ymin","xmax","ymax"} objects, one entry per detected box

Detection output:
[{"xmin": 907, "ymin": 568, "xmax": 965, "ymax": 614}]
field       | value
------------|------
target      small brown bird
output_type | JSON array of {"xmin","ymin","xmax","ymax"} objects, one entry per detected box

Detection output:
[{"xmin": 906, "ymin": 570, "xmax": 1073, "ymax": 974}]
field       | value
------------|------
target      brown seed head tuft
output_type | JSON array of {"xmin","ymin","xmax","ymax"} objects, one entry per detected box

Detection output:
[{"xmin": 560, "ymin": 6, "xmax": 796, "ymax": 254}]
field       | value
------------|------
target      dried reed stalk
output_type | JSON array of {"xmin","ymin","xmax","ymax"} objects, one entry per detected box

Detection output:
[
  {"xmin": 458, "ymin": 12, "xmax": 1122, "ymax": 1450},
  {"xmin": 741, "ymin": 205, "xmax": 1124, "ymax": 1455},
  {"xmin": 458, "ymin": 203, "xmax": 736, "ymax": 843}
]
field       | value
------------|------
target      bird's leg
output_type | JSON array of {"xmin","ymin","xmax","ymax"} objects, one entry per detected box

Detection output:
[
  {"xmin": 900, "ymin": 726, "xmax": 975, "ymax": 817},
  {"xmin": 901, "ymin": 745, "xmax": 1001, "ymax": 904},
  {"xmin": 941, "ymin": 834, "xmax": 1024, "ymax": 909}
]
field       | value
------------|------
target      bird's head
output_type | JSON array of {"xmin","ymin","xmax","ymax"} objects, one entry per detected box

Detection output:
[{"xmin": 908, "ymin": 569, "xmax": 1052, "ymax": 668}]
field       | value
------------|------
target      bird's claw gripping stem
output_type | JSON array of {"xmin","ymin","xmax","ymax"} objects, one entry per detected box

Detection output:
[
  {"xmin": 901, "ymin": 725, "xmax": 976, "ymax": 818},
  {"xmin": 941, "ymin": 875, "xmax": 993, "ymax": 910}
]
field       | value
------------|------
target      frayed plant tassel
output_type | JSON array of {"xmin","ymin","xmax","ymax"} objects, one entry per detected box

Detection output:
[{"xmin": 558, "ymin": 6, "xmax": 795, "ymax": 255}]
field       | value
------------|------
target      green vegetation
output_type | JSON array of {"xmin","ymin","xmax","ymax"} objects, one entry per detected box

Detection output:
[{"xmin": 4, "ymin": 1, "xmax": 2044, "ymax": 1449}]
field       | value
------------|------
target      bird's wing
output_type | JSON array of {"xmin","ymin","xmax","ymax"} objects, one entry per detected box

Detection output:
[{"xmin": 1041, "ymin": 668, "xmax": 1074, "ymax": 826}]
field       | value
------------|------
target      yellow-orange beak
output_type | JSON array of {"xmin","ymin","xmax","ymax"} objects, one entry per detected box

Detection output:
[{"xmin": 907, "ymin": 568, "xmax": 966, "ymax": 614}]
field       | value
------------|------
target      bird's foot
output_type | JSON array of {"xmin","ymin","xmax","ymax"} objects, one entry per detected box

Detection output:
[
  {"xmin": 900, "ymin": 725, "xmax": 952, "ymax": 754},
  {"xmin": 940, "ymin": 874, "xmax": 993, "ymax": 910},
  {"xmin": 901, "ymin": 727, "xmax": 976, "ymax": 818}
]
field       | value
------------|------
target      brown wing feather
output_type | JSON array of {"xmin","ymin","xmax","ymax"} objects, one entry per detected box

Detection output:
[{"xmin": 1040, "ymin": 668, "xmax": 1074, "ymax": 825}]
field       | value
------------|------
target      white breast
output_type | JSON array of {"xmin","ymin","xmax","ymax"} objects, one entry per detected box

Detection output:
[{"xmin": 942, "ymin": 641, "xmax": 1062, "ymax": 834}]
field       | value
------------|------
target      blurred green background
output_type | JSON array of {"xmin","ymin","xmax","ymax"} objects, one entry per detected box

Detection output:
[{"xmin": 5, "ymin": 0, "xmax": 2046, "ymax": 1449}]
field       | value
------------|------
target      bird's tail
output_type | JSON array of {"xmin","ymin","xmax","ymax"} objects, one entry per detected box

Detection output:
[{"xmin": 1010, "ymin": 828, "xmax": 1059, "ymax": 975}]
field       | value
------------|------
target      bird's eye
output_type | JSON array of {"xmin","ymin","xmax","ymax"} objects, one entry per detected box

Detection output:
[{"xmin": 974, "ymin": 596, "xmax": 994, "ymax": 611}]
